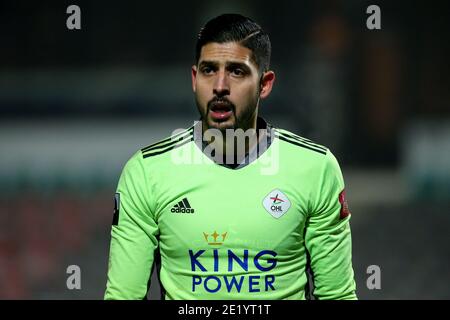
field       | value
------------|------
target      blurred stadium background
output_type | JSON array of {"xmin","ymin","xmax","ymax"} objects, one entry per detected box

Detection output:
[{"xmin": 0, "ymin": 0, "xmax": 449, "ymax": 299}]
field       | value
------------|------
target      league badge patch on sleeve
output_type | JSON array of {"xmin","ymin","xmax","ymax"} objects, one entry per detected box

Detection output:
[
  {"xmin": 338, "ymin": 190, "xmax": 351, "ymax": 219},
  {"xmin": 112, "ymin": 192, "xmax": 120, "ymax": 226}
]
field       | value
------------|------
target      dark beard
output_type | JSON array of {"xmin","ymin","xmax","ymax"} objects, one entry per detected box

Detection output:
[{"xmin": 195, "ymin": 95, "xmax": 259, "ymax": 133}]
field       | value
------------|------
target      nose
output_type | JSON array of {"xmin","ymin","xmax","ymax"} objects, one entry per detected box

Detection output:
[{"xmin": 213, "ymin": 70, "xmax": 230, "ymax": 97}]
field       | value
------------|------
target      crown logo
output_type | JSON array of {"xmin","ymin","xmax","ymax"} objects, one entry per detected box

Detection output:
[{"xmin": 203, "ymin": 231, "xmax": 228, "ymax": 245}]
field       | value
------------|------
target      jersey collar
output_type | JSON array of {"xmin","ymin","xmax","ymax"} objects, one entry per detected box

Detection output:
[{"xmin": 193, "ymin": 117, "xmax": 275, "ymax": 170}]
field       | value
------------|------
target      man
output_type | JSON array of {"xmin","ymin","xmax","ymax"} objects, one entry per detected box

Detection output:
[{"xmin": 105, "ymin": 13, "xmax": 356, "ymax": 300}]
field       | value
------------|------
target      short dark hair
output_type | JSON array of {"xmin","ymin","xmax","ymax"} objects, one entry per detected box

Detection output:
[{"xmin": 195, "ymin": 14, "xmax": 271, "ymax": 73}]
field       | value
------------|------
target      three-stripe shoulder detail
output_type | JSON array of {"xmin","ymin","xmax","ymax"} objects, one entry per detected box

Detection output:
[
  {"xmin": 141, "ymin": 127, "xmax": 194, "ymax": 159},
  {"xmin": 274, "ymin": 129, "xmax": 327, "ymax": 155}
]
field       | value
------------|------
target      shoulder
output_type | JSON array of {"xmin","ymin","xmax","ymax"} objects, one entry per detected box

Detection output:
[
  {"xmin": 119, "ymin": 125, "xmax": 195, "ymax": 178},
  {"xmin": 273, "ymin": 127, "xmax": 328, "ymax": 156},
  {"xmin": 272, "ymin": 126, "xmax": 341, "ymax": 174},
  {"xmin": 139, "ymin": 125, "xmax": 195, "ymax": 160}
]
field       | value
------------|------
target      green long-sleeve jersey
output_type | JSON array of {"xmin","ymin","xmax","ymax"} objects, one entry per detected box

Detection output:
[{"xmin": 105, "ymin": 118, "xmax": 356, "ymax": 300}]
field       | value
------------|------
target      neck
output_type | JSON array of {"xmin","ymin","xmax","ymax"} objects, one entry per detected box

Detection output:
[{"xmin": 201, "ymin": 114, "xmax": 265, "ymax": 165}]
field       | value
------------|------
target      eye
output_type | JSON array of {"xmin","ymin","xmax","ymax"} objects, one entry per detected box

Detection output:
[
  {"xmin": 201, "ymin": 66, "xmax": 214, "ymax": 75},
  {"xmin": 231, "ymin": 68, "xmax": 245, "ymax": 76}
]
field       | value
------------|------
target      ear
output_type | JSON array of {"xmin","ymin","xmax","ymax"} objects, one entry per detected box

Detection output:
[
  {"xmin": 191, "ymin": 65, "xmax": 197, "ymax": 93},
  {"xmin": 259, "ymin": 71, "xmax": 275, "ymax": 99}
]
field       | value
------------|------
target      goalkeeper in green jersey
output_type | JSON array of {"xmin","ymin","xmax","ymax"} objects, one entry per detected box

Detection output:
[{"xmin": 105, "ymin": 13, "xmax": 357, "ymax": 300}]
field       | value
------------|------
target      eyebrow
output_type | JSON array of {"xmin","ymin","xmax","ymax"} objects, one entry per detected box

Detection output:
[{"xmin": 199, "ymin": 60, "xmax": 252, "ymax": 72}]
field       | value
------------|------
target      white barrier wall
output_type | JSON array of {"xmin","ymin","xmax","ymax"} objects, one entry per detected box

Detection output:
[{"xmin": 0, "ymin": 117, "xmax": 191, "ymax": 186}]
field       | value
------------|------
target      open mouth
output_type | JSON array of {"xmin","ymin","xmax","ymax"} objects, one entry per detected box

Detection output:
[
  {"xmin": 210, "ymin": 103, "xmax": 232, "ymax": 112},
  {"xmin": 209, "ymin": 102, "xmax": 233, "ymax": 120}
]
